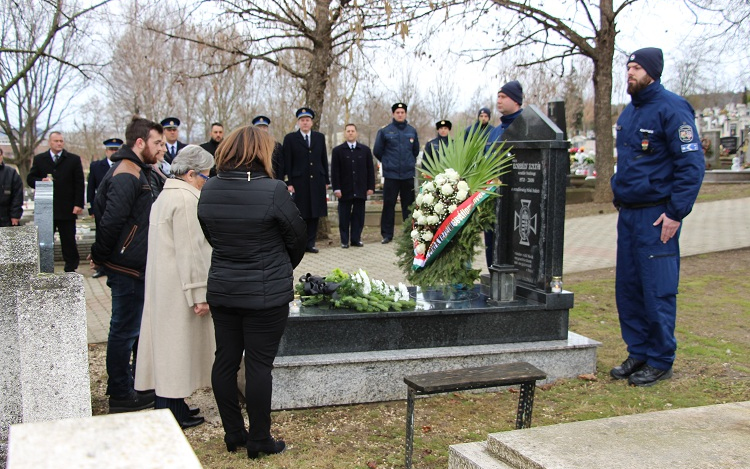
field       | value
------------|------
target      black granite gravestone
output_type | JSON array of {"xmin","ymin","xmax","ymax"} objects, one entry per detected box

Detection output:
[{"xmin": 490, "ymin": 105, "xmax": 570, "ymax": 305}]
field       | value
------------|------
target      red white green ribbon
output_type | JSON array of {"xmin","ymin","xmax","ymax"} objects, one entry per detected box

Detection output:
[{"xmin": 412, "ymin": 187, "xmax": 496, "ymax": 270}]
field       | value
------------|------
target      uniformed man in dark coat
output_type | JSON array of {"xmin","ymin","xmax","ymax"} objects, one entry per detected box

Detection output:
[
  {"xmin": 161, "ymin": 117, "xmax": 187, "ymax": 164},
  {"xmin": 27, "ymin": 131, "xmax": 85, "ymax": 272},
  {"xmin": 253, "ymin": 115, "xmax": 285, "ymax": 181},
  {"xmin": 331, "ymin": 124, "xmax": 375, "ymax": 248},
  {"xmin": 424, "ymin": 120, "xmax": 452, "ymax": 162},
  {"xmin": 88, "ymin": 137, "xmax": 122, "ymax": 278},
  {"xmin": 0, "ymin": 147, "xmax": 23, "ymax": 227},
  {"xmin": 282, "ymin": 108, "xmax": 329, "ymax": 253}
]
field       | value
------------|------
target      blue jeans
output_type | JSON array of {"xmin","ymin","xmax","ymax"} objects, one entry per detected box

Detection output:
[{"xmin": 105, "ymin": 270, "xmax": 145, "ymax": 397}]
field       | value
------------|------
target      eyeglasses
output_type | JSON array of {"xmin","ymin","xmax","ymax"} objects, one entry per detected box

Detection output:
[{"xmin": 196, "ymin": 172, "xmax": 210, "ymax": 181}]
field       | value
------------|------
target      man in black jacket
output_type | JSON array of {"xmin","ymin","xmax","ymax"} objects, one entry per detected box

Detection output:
[
  {"xmin": 90, "ymin": 116, "xmax": 163, "ymax": 413},
  {"xmin": 331, "ymin": 124, "xmax": 375, "ymax": 248},
  {"xmin": 0, "ymin": 147, "xmax": 23, "ymax": 227},
  {"xmin": 27, "ymin": 132, "xmax": 85, "ymax": 272},
  {"xmin": 283, "ymin": 108, "xmax": 329, "ymax": 253},
  {"xmin": 199, "ymin": 122, "xmax": 223, "ymax": 156}
]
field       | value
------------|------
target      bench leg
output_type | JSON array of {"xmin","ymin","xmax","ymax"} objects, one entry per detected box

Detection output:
[
  {"xmin": 405, "ymin": 387, "xmax": 416, "ymax": 469},
  {"xmin": 515, "ymin": 381, "xmax": 536, "ymax": 429}
]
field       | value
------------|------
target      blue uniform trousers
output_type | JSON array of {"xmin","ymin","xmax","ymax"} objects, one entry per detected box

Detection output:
[{"xmin": 616, "ymin": 205, "xmax": 680, "ymax": 371}]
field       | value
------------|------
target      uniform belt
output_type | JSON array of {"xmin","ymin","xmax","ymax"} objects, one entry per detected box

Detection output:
[{"xmin": 618, "ymin": 197, "xmax": 670, "ymax": 209}]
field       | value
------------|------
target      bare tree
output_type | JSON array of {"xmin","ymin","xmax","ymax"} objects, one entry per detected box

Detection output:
[
  {"xmin": 0, "ymin": 0, "xmax": 106, "ymax": 181},
  {"xmin": 465, "ymin": 0, "xmax": 643, "ymax": 203}
]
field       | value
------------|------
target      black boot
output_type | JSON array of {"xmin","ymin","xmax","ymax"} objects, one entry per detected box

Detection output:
[
  {"xmin": 610, "ymin": 357, "xmax": 646, "ymax": 380},
  {"xmin": 224, "ymin": 429, "xmax": 249, "ymax": 452},
  {"xmin": 247, "ymin": 437, "xmax": 286, "ymax": 459}
]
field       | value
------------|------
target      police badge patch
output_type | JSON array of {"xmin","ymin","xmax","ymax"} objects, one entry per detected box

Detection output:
[{"xmin": 678, "ymin": 125, "xmax": 694, "ymax": 143}]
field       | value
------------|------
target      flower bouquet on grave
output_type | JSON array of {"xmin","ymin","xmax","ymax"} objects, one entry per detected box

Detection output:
[
  {"xmin": 295, "ymin": 268, "xmax": 415, "ymax": 312},
  {"xmin": 396, "ymin": 125, "xmax": 513, "ymax": 292}
]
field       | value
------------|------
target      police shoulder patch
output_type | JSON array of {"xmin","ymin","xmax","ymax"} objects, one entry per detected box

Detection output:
[
  {"xmin": 681, "ymin": 142, "xmax": 700, "ymax": 153},
  {"xmin": 678, "ymin": 125, "xmax": 694, "ymax": 143}
]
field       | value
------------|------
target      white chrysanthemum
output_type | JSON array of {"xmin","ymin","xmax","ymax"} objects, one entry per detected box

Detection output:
[
  {"xmin": 441, "ymin": 183, "xmax": 454, "ymax": 196},
  {"xmin": 422, "ymin": 192, "xmax": 435, "ymax": 205},
  {"xmin": 422, "ymin": 231, "xmax": 433, "ymax": 242},
  {"xmin": 423, "ymin": 181, "xmax": 435, "ymax": 192},
  {"xmin": 410, "ymin": 229, "xmax": 420, "ymax": 240},
  {"xmin": 445, "ymin": 168, "xmax": 460, "ymax": 181},
  {"xmin": 415, "ymin": 243, "xmax": 426, "ymax": 254},
  {"xmin": 456, "ymin": 190, "xmax": 468, "ymax": 201},
  {"xmin": 427, "ymin": 215, "xmax": 440, "ymax": 225},
  {"xmin": 417, "ymin": 215, "xmax": 428, "ymax": 225},
  {"xmin": 413, "ymin": 209, "xmax": 423, "ymax": 220},
  {"xmin": 448, "ymin": 204, "xmax": 457, "ymax": 212},
  {"xmin": 433, "ymin": 202, "xmax": 445, "ymax": 214},
  {"xmin": 435, "ymin": 174, "xmax": 447, "ymax": 186},
  {"xmin": 415, "ymin": 193, "xmax": 424, "ymax": 205},
  {"xmin": 457, "ymin": 180, "xmax": 469, "ymax": 191}
]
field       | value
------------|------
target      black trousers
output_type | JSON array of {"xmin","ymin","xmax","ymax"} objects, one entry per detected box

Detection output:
[
  {"xmin": 155, "ymin": 396, "xmax": 189, "ymax": 422},
  {"xmin": 380, "ymin": 178, "xmax": 414, "ymax": 239},
  {"xmin": 210, "ymin": 303, "xmax": 288, "ymax": 441},
  {"xmin": 338, "ymin": 198, "xmax": 366, "ymax": 245},
  {"xmin": 54, "ymin": 218, "xmax": 79, "ymax": 272},
  {"xmin": 305, "ymin": 217, "xmax": 319, "ymax": 250}
]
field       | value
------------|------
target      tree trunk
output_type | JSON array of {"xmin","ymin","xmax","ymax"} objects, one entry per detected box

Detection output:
[{"xmin": 592, "ymin": 0, "xmax": 616, "ymax": 203}]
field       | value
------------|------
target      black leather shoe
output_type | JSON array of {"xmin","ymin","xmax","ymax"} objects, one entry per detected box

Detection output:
[
  {"xmin": 92, "ymin": 269, "xmax": 106, "ymax": 278},
  {"xmin": 610, "ymin": 357, "xmax": 646, "ymax": 380},
  {"xmin": 628, "ymin": 365, "xmax": 673, "ymax": 387},
  {"xmin": 305, "ymin": 247, "xmax": 319, "ymax": 253},
  {"xmin": 341, "ymin": 243, "xmax": 349, "ymax": 248},
  {"xmin": 108, "ymin": 391, "xmax": 155, "ymax": 414},
  {"xmin": 381, "ymin": 237, "xmax": 392, "ymax": 244},
  {"xmin": 189, "ymin": 407, "xmax": 200, "ymax": 416},
  {"xmin": 180, "ymin": 416, "xmax": 205, "ymax": 429},
  {"xmin": 352, "ymin": 241, "xmax": 364, "ymax": 247},
  {"xmin": 247, "ymin": 438, "xmax": 286, "ymax": 459},
  {"xmin": 224, "ymin": 430, "xmax": 249, "ymax": 452}
]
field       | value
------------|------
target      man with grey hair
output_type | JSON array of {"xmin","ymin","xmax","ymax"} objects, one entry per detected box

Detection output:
[
  {"xmin": 27, "ymin": 131, "xmax": 85, "ymax": 272},
  {"xmin": 0, "ymin": 147, "xmax": 24, "ymax": 227}
]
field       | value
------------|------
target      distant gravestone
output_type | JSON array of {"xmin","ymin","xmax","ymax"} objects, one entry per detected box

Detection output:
[
  {"xmin": 33, "ymin": 181, "xmax": 54, "ymax": 273},
  {"xmin": 0, "ymin": 226, "xmax": 90, "ymax": 465},
  {"xmin": 702, "ymin": 129, "xmax": 720, "ymax": 168},
  {"xmin": 489, "ymin": 105, "xmax": 570, "ymax": 304}
]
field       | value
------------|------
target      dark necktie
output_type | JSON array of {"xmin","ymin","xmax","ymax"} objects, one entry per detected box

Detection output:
[
  {"xmin": 350, "ymin": 144, "xmax": 355, "ymax": 151},
  {"xmin": 305, "ymin": 134, "xmax": 310, "ymax": 147},
  {"xmin": 53, "ymin": 153, "xmax": 60, "ymax": 164},
  {"xmin": 170, "ymin": 145, "xmax": 176, "ymax": 158}
]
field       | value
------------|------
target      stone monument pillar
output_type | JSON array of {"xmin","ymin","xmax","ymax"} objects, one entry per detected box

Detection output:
[
  {"xmin": 489, "ymin": 104, "xmax": 572, "ymax": 307},
  {"xmin": 0, "ymin": 226, "xmax": 91, "ymax": 465},
  {"xmin": 33, "ymin": 181, "xmax": 54, "ymax": 273}
]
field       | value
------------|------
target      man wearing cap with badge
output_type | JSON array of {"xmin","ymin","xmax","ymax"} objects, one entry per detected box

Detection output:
[
  {"xmin": 253, "ymin": 115, "xmax": 285, "ymax": 181},
  {"xmin": 465, "ymin": 107, "xmax": 494, "ymax": 138},
  {"xmin": 88, "ymin": 138, "xmax": 122, "ymax": 278},
  {"xmin": 424, "ymin": 120, "xmax": 452, "ymax": 162},
  {"xmin": 609, "ymin": 47, "xmax": 704, "ymax": 387},
  {"xmin": 373, "ymin": 102, "xmax": 420, "ymax": 244},
  {"xmin": 484, "ymin": 80, "xmax": 524, "ymax": 267},
  {"xmin": 161, "ymin": 117, "xmax": 187, "ymax": 164},
  {"xmin": 283, "ymin": 108, "xmax": 329, "ymax": 253}
]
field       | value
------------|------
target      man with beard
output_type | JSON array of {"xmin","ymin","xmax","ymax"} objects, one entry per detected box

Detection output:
[
  {"xmin": 253, "ymin": 115, "xmax": 285, "ymax": 181},
  {"xmin": 373, "ymin": 102, "xmax": 419, "ymax": 244},
  {"xmin": 90, "ymin": 116, "xmax": 163, "ymax": 412},
  {"xmin": 465, "ymin": 107, "xmax": 494, "ymax": 139},
  {"xmin": 610, "ymin": 47, "xmax": 704, "ymax": 387},
  {"xmin": 201, "ymin": 122, "xmax": 224, "ymax": 177},
  {"xmin": 27, "ymin": 131, "xmax": 85, "ymax": 272}
]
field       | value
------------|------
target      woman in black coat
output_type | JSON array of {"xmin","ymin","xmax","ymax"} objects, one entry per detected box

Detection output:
[{"xmin": 197, "ymin": 125, "xmax": 306, "ymax": 459}]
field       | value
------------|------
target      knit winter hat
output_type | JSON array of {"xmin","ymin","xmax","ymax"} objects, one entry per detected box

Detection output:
[
  {"xmin": 499, "ymin": 80, "xmax": 523, "ymax": 106},
  {"xmin": 627, "ymin": 47, "xmax": 664, "ymax": 81},
  {"xmin": 478, "ymin": 107, "xmax": 491, "ymax": 118}
]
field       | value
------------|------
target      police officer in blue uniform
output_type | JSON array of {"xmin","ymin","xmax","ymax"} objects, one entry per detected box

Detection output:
[
  {"xmin": 424, "ymin": 120, "xmax": 451, "ymax": 162},
  {"xmin": 610, "ymin": 47, "xmax": 705, "ymax": 387},
  {"xmin": 373, "ymin": 102, "xmax": 420, "ymax": 244}
]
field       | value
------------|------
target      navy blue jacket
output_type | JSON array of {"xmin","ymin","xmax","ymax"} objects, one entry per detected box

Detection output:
[
  {"xmin": 0, "ymin": 162, "xmax": 23, "ymax": 226},
  {"xmin": 373, "ymin": 119, "xmax": 419, "ymax": 180},
  {"xmin": 612, "ymin": 81, "xmax": 704, "ymax": 222},
  {"xmin": 87, "ymin": 157, "xmax": 111, "ymax": 216},
  {"xmin": 486, "ymin": 109, "xmax": 523, "ymax": 149},
  {"xmin": 424, "ymin": 135, "xmax": 449, "ymax": 161},
  {"xmin": 464, "ymin": 121, "xmax": 495, "ymax": 139},
  {"xmin": 90, "ymin": 147, "xmax": 154, "ymax": 279}
]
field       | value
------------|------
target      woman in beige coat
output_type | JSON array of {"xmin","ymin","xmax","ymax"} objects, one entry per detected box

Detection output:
[{"xmin": 135, "ymin": 145, "xmax": 215, "ymax": 429}]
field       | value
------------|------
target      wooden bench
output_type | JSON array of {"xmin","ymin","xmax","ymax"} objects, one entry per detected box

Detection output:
[{"xmin": 403, "ymin": 361, "xmax": 547, "ymax": 469}]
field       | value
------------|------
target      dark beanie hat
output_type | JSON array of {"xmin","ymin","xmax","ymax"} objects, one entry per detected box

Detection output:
[
  {"xmin": 478, "ymin": 107, "xmax": 491, "ymax": 117},
  {"xmin": 627, "ymin": 47, "xmax": 663, "ymax": 81},
  {"xmin": 499, "ymin": 80, "xmax": 523, "ymax": 106}
]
